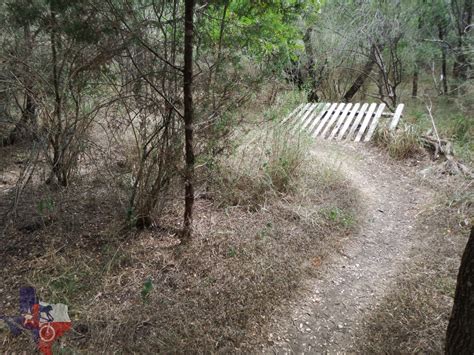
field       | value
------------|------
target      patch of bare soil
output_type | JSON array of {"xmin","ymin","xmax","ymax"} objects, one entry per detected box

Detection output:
[{"xmin": 262, "ymin": 140, "xmax": 457, "ymax": 353}]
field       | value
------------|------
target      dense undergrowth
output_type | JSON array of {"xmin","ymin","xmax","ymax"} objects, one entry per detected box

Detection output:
[
  {"xmin": 404, "ymin": 91, "xmax": 473, "ymax": 163},
  {"xmin": 407, "ymin": 96, "xmax": 474, "ymax": 163}
]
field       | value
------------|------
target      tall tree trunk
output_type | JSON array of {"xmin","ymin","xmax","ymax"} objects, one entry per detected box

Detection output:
[
  {"xmin": 412, "ymin": 9, "xmax": 423, "ymax": 99},
  {"xmin": 343, "ymin": 44, "xmax": 378, "ymax": 102},
  {"xmin": 446, "ymin": 227, "xmax": 474, "ymax": 354},
  {"xmin": 412, "ymin": 65, "xmax": 419, "ymax": 98},
  {"xmin": 303, "ymin": 27, "xmax": 319, "ymax": 102},
  {"xmin": 49, "ymin": 6, "xmax": 66, "ymax": 186},
  {"xmin": 452, "ymin": 0, "xmax": 472, "ymax": 82},
  {"xmin": 23, "ymin": 23, "xmax": 37, "ymax": 136},
  {"xmin": 182, "ymin": 0, "xmax": 195, "ymax": 242},
  {"xmin": 438, "ymin": 24, "xmax": 448, "ymax": 94}
]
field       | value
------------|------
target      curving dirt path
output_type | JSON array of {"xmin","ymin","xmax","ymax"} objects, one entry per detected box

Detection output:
[{"xmin": 263, "ymin": 140, "xmax": 433, "ymax": 354}]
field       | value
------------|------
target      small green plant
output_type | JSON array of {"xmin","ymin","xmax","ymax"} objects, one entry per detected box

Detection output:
[
  {"xmin": 321, "ymin": 207, "xmax": 354, "ymax": 228},
  {"xmin": 257, "ymin": 222, "xmax": 273, "ymax": 240},
  {"xmin": 40, "ymin": 267, "xmax": 92, "ymax": 304},
  {"xmin": 54, "ymin": 346, "xmax": 76, "ymax": 354},
  {"xmin": 141, "ymin": 278, "xmax": 153, "ymax": 303},
  {"xmin": 227, "ymin": 247, "xmax": 237, "ymax": 257},
  {"xmin": 449, "ymin": 114, "xmax": 474, "ymax": 162},
  {"xmin": 37, "ymin": 198, "xmax": 55, "ymax": 215},
  {"xmin": 102, "ymin": 244, "xmax": 133, "ymax": 272},
  {"xmin": 126, "ymin": 206, "xmax": 137, "ymax": 228},
  {"xmin": 205, "ymin": 276, "xmax": 217, "ymax": 285},
  {"xmin": 212, "ymin": 120, "xmax": 310, "ymax": 209},
  {"xmin": 50, "ymin": 274, "xmax": 79, "ymax": 299},
  {"xmin": 411, "ymin": 110, "xmax": 425, "ymax": 124},
  {"xmin": 451, "ymin": 114, "xmax": 472, "ymax": 144}
]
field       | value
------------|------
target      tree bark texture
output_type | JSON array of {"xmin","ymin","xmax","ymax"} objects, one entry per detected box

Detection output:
[
  {"xmin": 343, "ymin": 44, "xmax": 378, "ymax": 102},
  {"xmin": 182, "ymin": 0, "xmax": 195, "ymax": 241},
  {"xmin": 303, "ymin": 27, "xmax": 319, "ymax": 102},
  {"xmin": 452, "ymin": 0, "xmax": 472, "ymax": 81},
  {"xmin": 446, "ymin": 227, "xmax": 474, "ymax": 354},
  {"xmin": 412, "ymin": 65, "xmax": 419, "ymax": 98}
]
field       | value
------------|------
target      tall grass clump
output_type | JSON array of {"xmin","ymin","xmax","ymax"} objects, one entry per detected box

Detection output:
[
  {"xmin": 265, "ymin": 126, "xmax": 310, "ymax": 192},
  {"xmin": 373, "ymin": 124, "xmax": 422, "ymax": 159},
  {"xmin": 213, "ymin": 124, "xmax": 311, "ymax": 209}
]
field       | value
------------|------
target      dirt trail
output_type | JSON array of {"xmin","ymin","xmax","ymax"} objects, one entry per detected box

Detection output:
[{"xmin": 264, "ymin": 140, "xmax": 433, "ymax": 354}]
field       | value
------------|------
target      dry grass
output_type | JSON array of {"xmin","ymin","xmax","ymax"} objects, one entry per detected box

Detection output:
[
  {"xmin": 355, "ymin": 178, "xmax": 473, "ymax": 354},
  {"xmin": 209, "ymin": 125, "xmax": 312, "ymax": 209},
  {"xmin": 373, "ymin": 124, "xmax": 423, "ymax": 160},
  {"xmin": 0, "ymin": 123, "xmax": 359, "ymax": 353}
]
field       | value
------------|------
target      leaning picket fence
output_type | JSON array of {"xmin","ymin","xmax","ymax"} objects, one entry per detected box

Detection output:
[{"xmin": 281, "ymin": 102, "xmax": 404, "ymax": 142}]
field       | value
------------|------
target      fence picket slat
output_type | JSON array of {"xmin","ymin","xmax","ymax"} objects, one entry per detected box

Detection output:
[
  {"xmin": 346, "ymin": 103, "xmax": 369, "ymax": 140},
  {"xmin": 337, "ymin": 103, "xmax": 360, "ymax": 140},
  {"xmin": 301, "ymin": 103, "xmax": 323, "ymax": 131},
  {"xmin": 287, "ymin": 103, "xmax": 312, "ymax": 130},
  {"xmin": 313, "ymin": 103, "xmax": 338, "ymax": 137},
  {"xmin": 321, "ymin": 103, "xmax": 345, "ymax": 138},
  {"xmin": 307, "ymin": 103, "xmax": 331, "ymax": 134},
  {"xmin": 282, "ymin": 101, "xmax": 403, "ymax": 142},
  {"xmin": 293, "ymin": 103, "xmax": 318, "ymax": 133},
  {"xmin": 329, "ymin": 103, "xmax": 353, "ymax": 140},
  {"xmin": 288, "ymin": 103, "xmax": 311, "ymax": 128},
  {"xmin": 389, "ymin": 103, "xmax": 404, "ymax": 130},
  {"xmin": 355, "ymin": 103, "xmax": 377, "ymax": 142},
  {"xmin": 281, "ymin": 103, "xmax": 304, "ymax": 125},
  {"xmin": 364, "ymin": 103, "xmax": 386, "ymax": 142}
]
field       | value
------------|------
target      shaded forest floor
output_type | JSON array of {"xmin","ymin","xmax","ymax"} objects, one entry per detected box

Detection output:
[{"xmin": 0, "ymin": 136, "xmax": 359, "ymax": 352}]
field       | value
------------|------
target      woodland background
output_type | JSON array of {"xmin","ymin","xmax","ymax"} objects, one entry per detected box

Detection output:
[{"xmin": 0, "ymin": 0, "xmax": 472, "ymax": 353}]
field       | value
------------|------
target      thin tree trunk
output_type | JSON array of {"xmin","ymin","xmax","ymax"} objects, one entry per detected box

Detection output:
[
  {"xmin": 23, "ymin": 23, "xmax": 37, "ymax": 136},
  {"xmin": 343, "ymin": 45, "xmax": 378, "ymax": 102},
  {"xmin": 446, "ymin": 227, "xmax": 474, "ymax": 354},
  {"xmin": 412, "ymin": 8, "xmax": 423, "ymax": 99},
  {"xmin": 303, "ymin": 27, "xmax": 319, "ymax": 102},
  {"xmin": 438, "ymin": 24, "xmax": 448, "ymax": 94},
  {"xmin": 211, "ymin": 1, "xmax": 229, "ymax": 110},
  {"xmin": 452, "ymin": 0, "xmax": 472, "ymax": 82},
  {"xmin": 182, "ymin": 0, "xmax": 195, "ymax": 242},
  {"xmin": 412, "ymin": 65, "xmax": 419, "ymax": 98},
  {"xmin": 50, "ymin": 7, "xmax": 66, "ymax": 186}
]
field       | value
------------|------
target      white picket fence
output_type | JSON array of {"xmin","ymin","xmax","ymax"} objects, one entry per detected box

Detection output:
[{"xmin": 282, "ymin": 102, "xmax": 404, "ymax": 142}]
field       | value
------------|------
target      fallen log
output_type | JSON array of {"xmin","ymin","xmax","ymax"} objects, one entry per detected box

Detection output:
[
  {"xmin": 421, "ymin": 134, "xmax": 452, "ymax": 159},
  {"xmin": 421, "ymin": 134, "xmax": 473, "ymax": 178}
]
